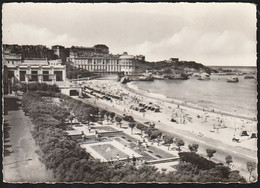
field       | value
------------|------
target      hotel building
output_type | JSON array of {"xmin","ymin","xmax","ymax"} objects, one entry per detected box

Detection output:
[{"xmin": 67, "ymin": 45, "xmax": 143, "ymax": 75}]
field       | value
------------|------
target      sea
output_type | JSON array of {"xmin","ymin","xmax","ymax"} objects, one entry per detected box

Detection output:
[{"xmin": 130, "ymin": 66, "xmax": 257, "ymax": 118}]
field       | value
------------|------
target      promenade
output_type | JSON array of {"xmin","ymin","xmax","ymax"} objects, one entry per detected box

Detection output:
[{"xmin": 3, "ymin": 96, "xmax": 54, "ymax": 183}]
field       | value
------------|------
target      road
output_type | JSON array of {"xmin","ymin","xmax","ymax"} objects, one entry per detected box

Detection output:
[{"xmin": 3, "ymin": 96, "xmax": 54, "ymax": 183}]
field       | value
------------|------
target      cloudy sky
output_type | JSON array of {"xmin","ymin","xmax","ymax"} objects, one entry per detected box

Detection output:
[{"xmin": 2, "ymin": 3, "xmax": 256, "ymax": 66}]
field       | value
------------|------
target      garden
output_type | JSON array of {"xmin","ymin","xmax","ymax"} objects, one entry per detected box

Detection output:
[{"xmin": 18, "ymin": 83, "xmax": 248, "ymax": 182}]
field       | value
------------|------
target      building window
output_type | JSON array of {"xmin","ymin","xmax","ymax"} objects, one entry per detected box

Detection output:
[
  {"xmin": 20, "ymin": 71, "xmax": 26, "ymax": 81},
  {"xmin": 31, "ymin": 71, "xmax": 38, "ymax": 81},
  {"xmin": 43, "ymin": 71, "xmax": 49, "ymax": 81},
  {"xmin": 54, "ymin": 71, "xmax": 63, "ymax": 81}
]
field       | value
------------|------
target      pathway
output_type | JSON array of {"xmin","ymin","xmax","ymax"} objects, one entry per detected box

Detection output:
[{"xmin": 3, "ymin": 96, "xmax": 54, "ymax": 183}]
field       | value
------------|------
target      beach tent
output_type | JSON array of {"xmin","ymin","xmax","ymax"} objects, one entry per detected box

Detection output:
[
  {"xmin": 251, "ymin": 133, "xmax": 257, "ymax": 138},
  {"xmin": 155, "ymin": 108, "xmax": 160, "ymax": 113},
  {"xmin": 240, "ymin": 131, "xmax": 249, "ymax": 136},
  {"xmin": 140, "ymin": 108, "xmax": 146, "ymax": 112}
]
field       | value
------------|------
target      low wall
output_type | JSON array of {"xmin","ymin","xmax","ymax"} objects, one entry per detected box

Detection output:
[{"xmin": 146, "ymin": 157, "xmax": 179, "ymax": 164}]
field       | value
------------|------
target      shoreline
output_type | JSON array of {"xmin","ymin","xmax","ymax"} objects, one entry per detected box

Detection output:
[{"xmin": 125, "ymin": 82, "xmax": 257, "ymax": 122}]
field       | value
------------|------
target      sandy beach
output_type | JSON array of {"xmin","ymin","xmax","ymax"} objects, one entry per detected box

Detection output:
[
  {"xmin": 80, "ymin": 78, "xmax": 257, "ymax": 177},
  {"xmin": 83, "ymin": 79, "xmax": 257, "ymax": 148}
]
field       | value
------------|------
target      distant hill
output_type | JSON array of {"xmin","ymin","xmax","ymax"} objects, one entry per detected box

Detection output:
[{"xmin": 138, "ymin": 60, "xmax": 212, "ymax": 73}]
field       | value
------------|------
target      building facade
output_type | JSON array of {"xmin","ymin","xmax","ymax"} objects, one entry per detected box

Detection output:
[
  {"xmin": 67, "ymin": 53, "xmax": 141, "ymax": 75},
  {"xmin": 4, "ymin": 58, "xmax": 66, "ymax": 84},
  {"xmin": 67, "ymin": 45, "xmax": 142, "ymax": 75}
]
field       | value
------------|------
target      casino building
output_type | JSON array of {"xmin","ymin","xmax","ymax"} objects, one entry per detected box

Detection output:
[
  {"xmin": 3, "ymin": 44, "xmax": 67, "ymax": 84},
  {"xmin": 3, "ymin": 56, "xmax": 66, "ymax": 84}
]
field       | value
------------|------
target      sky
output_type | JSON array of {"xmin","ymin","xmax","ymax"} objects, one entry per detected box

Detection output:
[{"xmin": 2, "ymin": 3, "xmax": 257, "ymax": 66}]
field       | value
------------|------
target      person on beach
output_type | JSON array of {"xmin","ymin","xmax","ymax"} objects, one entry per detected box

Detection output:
[{"xmin": 117, "ymin": 154, "xmax": 120, "ymax": 161}]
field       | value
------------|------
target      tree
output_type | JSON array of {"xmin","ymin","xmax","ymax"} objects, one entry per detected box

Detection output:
[
  {"xmin": 110, "ymin": 112, "xmax": 116, "ymax": 122},
  {"xmin": 188, "ymin": 144, "xmax": 199, "ymax": 153},
  {"xmin": 100, "ymin": 109, "xmax": 107, "ymax": 121},
  {"xmin": 247, "ymin": 161, "xmax": 256, "ymax": 182},
  {"xmin": 150, "ymin": 130, "xmax": 162, "ymax": 145},
  {"xmin": 128, "ymin": 122, "xmax": 136, "ymax": 135},
  {"xmin": 175, "ymin": 138, "xmax": 185, "ymax": 151},
  {"xmin": 115, "ymin": 116, "xmax": 123, "ymax": 128},
  {"xmin": 136, "ymin": 124, "xmax": 145, "ymax": 138},
  {"xmin": 178, "ymin": 152, "xmax": 216, "ymax": 170},
  {"xmin": 206, "ymin": 149, "xmax": 216, "ymax": 160},
  {"xmin": 164, "ymin": 135, "xmax": 174, "ymax": 150},
  {"xmin": 228, "ymin": 170, "xmax": 246, "ymax": 183},
  {"xmin": 225, "ymin": 156, "xmax": 233, "ymax": 166},
  {"xmin": 123, "ymin": 115, "xmax": 134, "ymax": 122},
  {"xmin": 104, "ymin": 111, "xmax": 110, "ymax": 122},
  {"xmin": 91, "ymin": 107, "xmax": 100, "ymax": 119}
]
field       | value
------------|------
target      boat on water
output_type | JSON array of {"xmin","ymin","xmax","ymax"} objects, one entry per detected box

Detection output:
[
  {"xmin": 197, "ymin": 73, "xmax": 210, "ymax": 80},
  {"xmin": 244, "ymin": 74, "xmax": 255, "ymax": 79},
  {"xmin": 227, "ymin": 77, "xmax": 239, "ymax": 83}
]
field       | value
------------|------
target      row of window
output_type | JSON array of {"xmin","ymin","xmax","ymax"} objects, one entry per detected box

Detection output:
[{"xmin": 8, "ymin": 70, "xmax": 63, "ymax": 81}]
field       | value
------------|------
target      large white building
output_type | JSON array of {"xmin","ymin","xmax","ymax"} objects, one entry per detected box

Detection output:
[
  {"xmin": 67, "ymin": 51, "xmax": 142, "ymax": 75},
  {"xmin": 3, "ymin": 56, "xmax": 66, "ymax": 84}
]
